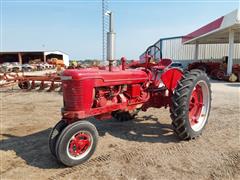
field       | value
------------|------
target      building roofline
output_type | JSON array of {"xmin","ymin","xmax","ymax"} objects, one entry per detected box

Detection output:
[{"xmin": 0, "ymin": 50, "xmax": 69, "ymax": 55}]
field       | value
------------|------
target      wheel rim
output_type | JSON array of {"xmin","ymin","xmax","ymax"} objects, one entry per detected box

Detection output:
[
  {"xmin": 66, "ymin": 131, "xmax": 93, "ymax": 160},
  {"xmin": 217, "ymin": 71, "xmax": 225, "ymax": 80},
  {"xmin": 19, "ymin": 81, "xmax": 30, "ymax": 89},
  {"xmin": 22, "ymin": 82, "xmax": 29, "ymax": 89},
  {"xmin": 189, "ymin": 80, "xmax": 210, "ymax": 132}
]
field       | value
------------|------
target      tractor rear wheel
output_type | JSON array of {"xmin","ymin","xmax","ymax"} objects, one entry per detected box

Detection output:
[
  {"xmin": 48, "ymin": 120, "xmax": 68, "ymax": 157},
  {"xmin": 55, "ymin": 120, "xmax": 98, "ymax": 166},
  {"xmin": 170, "ymin": 70, "xmax": 211, "ymax": 140}
]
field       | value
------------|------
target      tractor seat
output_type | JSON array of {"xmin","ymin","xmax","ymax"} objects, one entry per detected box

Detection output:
[{"xmin": 156, "ymin": 58, "xmax": 172, "ymax": 70}]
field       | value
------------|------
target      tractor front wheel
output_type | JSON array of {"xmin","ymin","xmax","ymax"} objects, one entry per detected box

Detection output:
[
  {"xmin": 55, "ymin": 120, "xmax": 98, "ymax": 166},
  {"xmin": 170, "ymin": 70, "xmax": 211, "ymax": 140},
  {"xmin": 48, "ymin": 120, "xmax": 68, "ymax": 157}
]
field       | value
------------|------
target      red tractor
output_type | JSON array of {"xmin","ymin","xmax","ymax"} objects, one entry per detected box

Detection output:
[{"xmin": 49, "ymin": 45, "xmax": 211, "ymax": 166}]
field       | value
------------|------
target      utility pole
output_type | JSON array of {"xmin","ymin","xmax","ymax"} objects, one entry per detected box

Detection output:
[{"xmin": 102, "ymin": 0, "xmax": 109, "ymax": 62}]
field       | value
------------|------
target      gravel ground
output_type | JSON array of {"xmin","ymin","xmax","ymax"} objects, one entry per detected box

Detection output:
[{"xmin": 0, "ymin": 80, "xmax": 239, "ymax": 180}]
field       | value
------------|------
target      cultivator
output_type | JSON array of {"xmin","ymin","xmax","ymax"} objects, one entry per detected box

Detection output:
[{"xmin": 0, "ymin": 72, "xmax": 62, "ymax": 92}]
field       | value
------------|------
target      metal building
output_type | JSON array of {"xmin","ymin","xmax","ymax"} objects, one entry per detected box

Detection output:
[
  {"xmin": 0, "ymin": 50, "xmax": 69, "ymax": 66},
  {"xmin": 142, "ymin": 9, "xmax": 240, "ymax": 73}
]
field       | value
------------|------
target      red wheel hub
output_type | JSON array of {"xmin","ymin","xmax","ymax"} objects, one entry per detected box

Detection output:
[
  {"xmin": 68, "ymin": 132, "xmax": 91, "ymax": 157},
  {"xmin": 189, "ymin": 84, "xmax": 203, "ymax": 127},
  {"xmin": 216, "ymin": 71, "xmax": 225, "ymax": 80}
]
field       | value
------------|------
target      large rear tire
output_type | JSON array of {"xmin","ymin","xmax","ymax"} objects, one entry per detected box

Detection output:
[
  {"xmin": 55, "ymin": 120, "xmax": 98, "ymax": 166},
  {"xmin": 170, "ymin": 70, "xmax": 211, "ymax": 140}
]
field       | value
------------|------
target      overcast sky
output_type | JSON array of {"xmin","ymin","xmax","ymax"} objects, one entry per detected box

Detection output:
[{"xmin": 0, "ymin": 0, "xmax": 239, "ymax": 60}]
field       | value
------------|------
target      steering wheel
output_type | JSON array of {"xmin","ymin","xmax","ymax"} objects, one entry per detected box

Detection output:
[{"xmin": 145, "ymin": 45, "xmax": 162, "ymax": 59}]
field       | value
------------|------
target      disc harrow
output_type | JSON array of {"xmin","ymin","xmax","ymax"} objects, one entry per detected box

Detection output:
[{"xmin": 0, "ymin": 72, "xmax": 62, "ymax": 92}]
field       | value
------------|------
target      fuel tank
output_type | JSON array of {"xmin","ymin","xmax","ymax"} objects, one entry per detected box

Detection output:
[{"xmin": 61, "ymin": 68, "xmax": 148, "ymax": 112}]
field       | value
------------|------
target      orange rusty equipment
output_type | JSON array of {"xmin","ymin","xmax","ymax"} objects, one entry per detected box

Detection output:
[{"xmin": 0, "ymin": 72, "xmax": 62, "ymax": 91}]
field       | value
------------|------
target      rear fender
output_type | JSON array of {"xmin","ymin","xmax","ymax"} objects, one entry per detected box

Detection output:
[{"xmin": 161, "ymin": 68, "xmax": 183, "ymax": 92}]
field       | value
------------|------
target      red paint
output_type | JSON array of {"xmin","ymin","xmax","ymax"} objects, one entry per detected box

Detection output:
[
  {"xmin": 158, "ymin": 58, "xmax": 172, "ymax": 69},
  {"xmin": 61, "ymin": 54, "xmax": 184, "ymax": 123},
  {"xmin": 63, "ymin": 79, "xmax": 94, "ymax": 111},
  {"xmin": 121, "ymin": 57, "xmax": 127, "ymax": 70},
  {"xmin": 68, "ymin": 132, "xmax": 91, "ymax": 157},
  {"xmin": 161, "ymin": 68, "xmax": 183, "ymax": 91},
  {"xmin": 142, "ymin": 92, "xmax": 171, "ymax": 111},
  {"xmin": 126, "ymin": 84, "xmax": 141, "ymax": 98},
  {"xmin": 189, "ymin": 85, "xmax": 203, "ymax": 127},
  {"xmin": 182, "ymin": 16, "xmax": 224, "ymax": 43},
  {"xmin": 62, "ymin": 68, "xmax": 148, "ymax": 85}
]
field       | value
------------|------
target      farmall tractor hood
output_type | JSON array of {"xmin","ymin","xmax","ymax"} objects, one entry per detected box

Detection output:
[{"xmin": 61, "ymin": 68, "xmax": 149, "ymax": 84}]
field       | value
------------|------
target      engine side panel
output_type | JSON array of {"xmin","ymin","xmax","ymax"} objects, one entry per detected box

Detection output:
[{"xmin": 61, "ymin": 68, "xmax": 150, "ymax": 121}]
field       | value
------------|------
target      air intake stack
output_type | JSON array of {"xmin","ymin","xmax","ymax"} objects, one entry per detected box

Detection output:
[{"xmin": 106, "ymin": 11, "xmax": 116, "ymax": 71}]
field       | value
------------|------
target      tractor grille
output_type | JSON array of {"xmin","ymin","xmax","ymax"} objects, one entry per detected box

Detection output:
[{"xmin": 62, "ymin": 80, "xmax": 93, "ymax": 111}]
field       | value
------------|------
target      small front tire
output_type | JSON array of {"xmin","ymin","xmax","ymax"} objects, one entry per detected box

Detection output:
[
  {"xmin": 48, "ymin": 120, "xmax": 68, "ymax": 157},
  {"xmin": 55, "ymin": 120, "xmax": 98, "ymax": 166}
]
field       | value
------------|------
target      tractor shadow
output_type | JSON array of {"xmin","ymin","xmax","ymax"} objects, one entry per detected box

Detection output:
[
  {"xmin": 225, "ymin": 83, "xmax": 240, "ymax": 87},
  {"xmin": 0, "ymin": 129, "xmax": 65, "ymax": 169},
  {"xmin": 0, "ymin": 115, "xmax": 178, "ymax": 170},
  {"xmin": 90, "ymin": 115, "xmax": 180, "ymax": 143},
  {"xmin": 210, "ymin": 80, "xmax": 240, "ymax": 87}
]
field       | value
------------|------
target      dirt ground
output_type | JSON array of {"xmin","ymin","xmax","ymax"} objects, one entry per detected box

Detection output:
[{"xmin": 0, "ymin": 81, "xmax": 239, "ymax": 180}]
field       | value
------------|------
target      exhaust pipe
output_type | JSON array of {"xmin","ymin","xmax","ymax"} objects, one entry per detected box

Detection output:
[{"xmin": 106, "ymin": 11, "xmax": 116, "ymax": 71}]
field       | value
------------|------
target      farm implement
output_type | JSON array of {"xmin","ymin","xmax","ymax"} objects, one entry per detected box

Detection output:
[
  {"xmin": 188, "ymin": 61, "xmax": 240, "ymax": 82},
  {"xmin": 49, "ymin": 45, "xmax": 212, "ymax": 166},
  {"xmin": 0, "ymin": 72, "xmax": 62, "ymax": 91}
]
